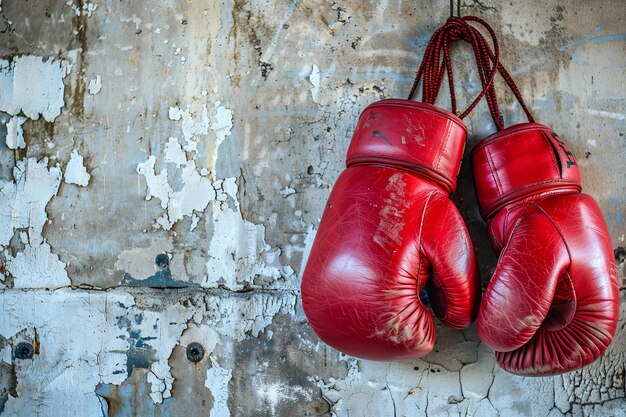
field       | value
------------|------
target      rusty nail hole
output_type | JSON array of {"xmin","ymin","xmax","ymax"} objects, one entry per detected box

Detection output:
[
  {"xmin": 186, "ymin": 342, "xmax": 204, "ymax": 363},
  {"xmin": 155, "ymin": 253, "xmax": 169, "ymax": 269},
  {"xmin": 615, "ymin": 247, "xmax": 625, "ymax": 265},
  {"xmin": 15, "ymin": 342, "xmax": 34, "ymax": 360}
]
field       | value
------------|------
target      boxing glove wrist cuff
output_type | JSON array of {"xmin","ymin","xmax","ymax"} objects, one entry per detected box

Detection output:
[
  {"xmin": 346, "ymin": 99, "xmax": 467, "ymax": 193},
  {"xmin": 472, "ymin": 123, "xmax": 582, "ymax": 219}
]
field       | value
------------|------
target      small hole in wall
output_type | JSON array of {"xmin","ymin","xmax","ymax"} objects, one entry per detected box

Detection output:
[
  {"xmin": 15, "ymin": 342, "xmax": 34, "ymax": 360},
  {"xmin": 186, "ymin": 342, "xmax": 205, "ymax": 363},
  {"xmin": 307, "ymin": 165, "xmax": 314, "ymax": 175},
  {"xmin": 155, "ymin": 253, "xmax": 169, "ymax": 268}
]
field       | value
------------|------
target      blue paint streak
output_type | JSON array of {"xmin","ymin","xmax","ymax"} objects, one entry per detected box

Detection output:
[
  {"xmin": 250, "ymin": 0, "xmax": 298, "ymax": 89},
  {"xmin": 406, "ymin": 32, "xmax": 432, "ymax": 50},
  {"xmin": 560, "ymin": 26, "xmax": 603, "ymax": 52},
  {"xmin": 284, "ymin": 0, "xmax": 298, "ymax": 25},
  {"xmin": 560, "ymin": 26, "xmax": 626, "ymax": 65},
  {"xmin": 589, "ymin": 33, "xmax": 626, "ymax": 44},
  {"xmin": 268, "ymin": 0, "xmax": 298, "ymax": 53}
]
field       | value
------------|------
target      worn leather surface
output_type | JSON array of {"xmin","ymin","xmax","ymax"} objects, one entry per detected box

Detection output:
[
  {"xmin": 301, "ymin": 99, "xmax": 480, "ymax": 361},
  {"xmin": 473, "ymin": 123, "xmax": 620, "ymax": 376},
  {"xmin": 346, "ymin": 99, "xmax": 466, "ymax": 193}
]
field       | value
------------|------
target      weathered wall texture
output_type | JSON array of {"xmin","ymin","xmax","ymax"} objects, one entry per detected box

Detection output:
[{"xmin": 0, "ymin": 0, "xmax": 624, "ymax": 416}]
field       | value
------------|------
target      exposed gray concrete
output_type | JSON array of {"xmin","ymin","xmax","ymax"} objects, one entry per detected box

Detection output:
[{"xmin": 0, "ymin": 0, "xmax": 624, "ymax": 416}]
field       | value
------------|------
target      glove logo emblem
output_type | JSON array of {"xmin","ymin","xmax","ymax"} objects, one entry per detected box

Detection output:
[
  {"xmin": 372, "ymin": 130, "xmax": 391, "ymax": 144},
  {"xmin": 550, "ymin": 131, "xmax": 577, "ymax": 168}
]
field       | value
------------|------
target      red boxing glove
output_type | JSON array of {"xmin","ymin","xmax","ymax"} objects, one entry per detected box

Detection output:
[
  {"xmin": 473, "ymin": 123, "xmax": 619, "ymax": 375},
  {"xmin": 301, "ymin": 99, "xmax": 480, "ymax": 361}
]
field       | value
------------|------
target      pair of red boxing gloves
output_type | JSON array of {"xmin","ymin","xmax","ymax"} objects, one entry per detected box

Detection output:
[{"xmin": 300, "ymin": 17, "xmax": 619, "ymax": 376}]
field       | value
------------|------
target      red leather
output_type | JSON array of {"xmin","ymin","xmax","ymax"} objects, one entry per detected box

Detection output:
[
  {"xmin": 346, "ymin": 99, "xmax": 466, "ymax": 193},
  {"xmin": 473, "ymin": 123, "xmax": 619, "ymax": 376},
  {"xmin": 301, "ymin": 99, "xmax": 480, "ymax": 361},
  {"xmin": 473, "ymin": 123, "xmax": 582, "ymax": 218}
]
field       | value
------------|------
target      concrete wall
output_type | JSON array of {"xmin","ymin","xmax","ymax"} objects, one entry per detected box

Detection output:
[{"xmin": 0, "ymin": 0, "xmax": 624, "ymax": 416}]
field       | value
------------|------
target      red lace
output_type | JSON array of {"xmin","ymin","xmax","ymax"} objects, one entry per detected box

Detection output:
[{"xmin": 408, "ymin": 16, "xmax": 535, "ymax": 130}]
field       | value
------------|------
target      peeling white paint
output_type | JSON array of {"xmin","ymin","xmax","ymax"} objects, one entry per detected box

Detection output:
[
  {"xmin": 0, "ymin": 182, "xmax": 15, "ymax": 249},
  {"xmin": 168, "ymin": 106, "xmax": 183, "ymax": 121},
  {"xmin": 168, "ymin": 104, "xmax": 209, "ymax": 153},
  {"xmin": 147, "ymin": 367, "xmax": 173, "ymax": 404},
  {"xmin": 138, "ymin": 115, "xmax": 226, "ymax": 230},
  {"xmin": 138, "ymin": 113, "xmax": 291, "ymax": 288},
  {"xmin": 64, "ymin": 149, "xmax": 90, "ymax": 187},
  {"xmin": 7, "ymin": 158, "xmax": 61, "ymax": 241},
  {"xmin": 190, "ymin": 213, "xmax": 200, "ymax": 231},
  {"xmin": 1, "ymin": 158, "xmax": 69, "ymax": 288},
  {"xmin": 279, "ymin": 186, "xmax": 296, "ymax": 197},
  {"xmin": 204, "ymin": 357, "xmax": 232, "ymax": 417},
  {"xmin": 0, "ymin": 289, "xmax": 132, "ymax": 416},
  {"xmin": 209, "ymin": 101, "xmax": 233, "ymax": 176},
  {"xmin": 0, "ymin": 56, "xmax": 69, "ymax": 122},
  {"xmin": 205, "ymin": 177, "xmax": 283, "ymax": 290},
  {"xmin": 7, "ymin": 241, "xmax": 70, "ymax": 289},
  {"xmin": 309, "ymin": 64, "xmax": 321, "ymax": 104},
  {"xmin": 139, "ymin": 158, "xmax": 215, "ymax": 230},
  {"xmin": 211, "ymin": 101, "xmax": 233, "ymax": 143},
  {"xmin": 137, "ymin": 155, "xmax": 172, "ymax": 210},
  {"xmin": 0, "ymin": 287, "xmax": 296, "ymax": 412},
  {"xmin": 87, "ymin": 75, "xmax": 102, "ymax": 95},
  {"xmin": 156, "ymin": 160, "xmax": 215, "ymax": 229},
  {"xmin": 204, "ymin": 291, "xmax": 296, "ymax": 341},
  {"xmin": 5, "ymin": 115, "xmax": 26, "ymax": 150},
  {"xmin": 119, "ymin": 296, "xmax": 195, "ymax": 405},
  {"xmin": 0, "ymin": 2, "xmax": 624, "ymax": 416},
  {"xmin": 66, "ymin": 0, "xmax": 98, "ymax": 17}
]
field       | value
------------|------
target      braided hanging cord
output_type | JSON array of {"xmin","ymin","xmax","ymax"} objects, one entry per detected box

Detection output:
[{"xmin": 408, "ymin": 16, "xmax": 535, "ymax": 130}]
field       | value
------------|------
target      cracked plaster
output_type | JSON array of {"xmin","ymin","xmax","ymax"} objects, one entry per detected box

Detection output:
[{"xmin": 0, "ymin": 0, "xmax": 624, "ymax": 416}]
